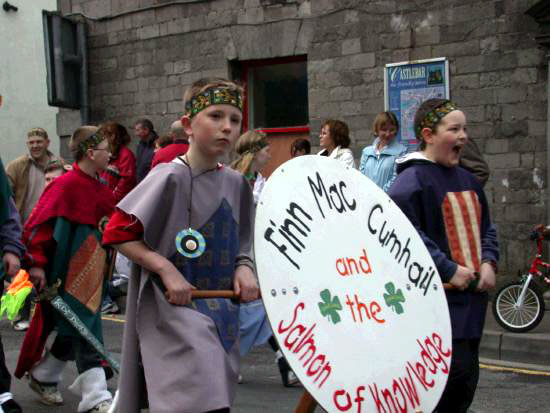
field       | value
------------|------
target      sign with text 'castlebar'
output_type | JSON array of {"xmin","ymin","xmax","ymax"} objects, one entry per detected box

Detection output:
[{"xmin": 254, "ymin": 156, "xmax": 452, "ymax": 413}]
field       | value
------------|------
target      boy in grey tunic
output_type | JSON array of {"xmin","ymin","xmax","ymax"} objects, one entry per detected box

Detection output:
[{"xmin": 103, "ymin": 78, "xmax": 259, "ymax": 412}]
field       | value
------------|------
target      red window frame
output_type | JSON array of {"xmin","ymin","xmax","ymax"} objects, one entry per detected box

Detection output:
[{"xmin": 239, "ymin": 55, "xmax": 310, "ymax": 135}]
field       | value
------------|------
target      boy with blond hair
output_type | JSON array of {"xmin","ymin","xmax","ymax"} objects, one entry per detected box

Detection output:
[{"xmin": 103, "ymin": 78, "xmax": 259, "ymax": 412}]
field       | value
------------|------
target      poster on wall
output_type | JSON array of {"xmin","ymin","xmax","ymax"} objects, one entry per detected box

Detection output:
[
  {"xmin": 384, "ymin": 58, "xmax": 450, "ymax": 153},
  {"xmin": 255, "ymin": 156, "xmax": 452, "ymax": 413}
]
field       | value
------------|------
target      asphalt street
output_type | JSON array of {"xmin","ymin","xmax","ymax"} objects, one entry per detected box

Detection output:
[{"xmin": 1, "ymin": 315, "xmax": 549, "ymax": 412}]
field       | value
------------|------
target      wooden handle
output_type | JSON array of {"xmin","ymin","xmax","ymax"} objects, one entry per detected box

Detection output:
[
  {"xmin": 295, "ymin": 390, "xmax": 317, "ymax": 413},
  {"xmin": 191, "ymin": 290, "xmax": 237, "ymax": 299}
]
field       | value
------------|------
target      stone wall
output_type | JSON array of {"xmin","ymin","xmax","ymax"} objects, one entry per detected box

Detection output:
[{"xmin": 57, "ymin": 0, "xmax": 548, "ymax": 278}]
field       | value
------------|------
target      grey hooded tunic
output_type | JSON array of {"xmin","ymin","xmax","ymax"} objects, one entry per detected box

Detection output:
[{"xmin": 115, "ymin": 158, "xmax": 255, "ymax": 412}]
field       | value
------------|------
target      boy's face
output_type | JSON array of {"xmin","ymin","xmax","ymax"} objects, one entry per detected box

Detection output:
[
  {"xmin": 255, "ymin": 145, "xmax": 271, "ymax": 170},
  {"xmin": 45, "ymin": 169, "xmax": 63, "ymax": 187},
  {"xmin": 88, "ymin": 139, "xmax": 112, "ymax": 171},
  {"xmin": 292, "ymin": 148, "xmax": 306, "ymax": 158},
  {"xmin": 184, "ymin": 104, "xmax": 242, "ymax": 159},
  {"xmin": 425, "ymin": 110, "xmax": 468, "ymax": 168}
]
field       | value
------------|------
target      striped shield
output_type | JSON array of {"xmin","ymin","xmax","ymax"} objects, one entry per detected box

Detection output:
[{"xmin": 442, "ymin": 191, "xmax": 482, "ymax": 272}]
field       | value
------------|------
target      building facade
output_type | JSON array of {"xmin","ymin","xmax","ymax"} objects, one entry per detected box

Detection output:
[
  {"xmin": 57, "ymin": 0, "xmax": 548, "ymax": 279},
  {"xmin": 1, "ymin": 1, "xmax": 59, "ymax": 163}
]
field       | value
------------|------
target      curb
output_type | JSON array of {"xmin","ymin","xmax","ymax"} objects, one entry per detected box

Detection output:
[
  {"xmin": 480, "ymin": 329, "xmax": 550, "ymax": 366},
  {"xmin": 479, "ymin": 357, "xmax": 550, "ymax": 374}
]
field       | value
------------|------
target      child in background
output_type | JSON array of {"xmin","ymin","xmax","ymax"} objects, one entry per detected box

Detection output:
[
  {"xmin": 230, "ymin": 130, "xmax": 271, "ymax": 204},
  {"xmin": 19, "ymin": 126, "xmax": 115, "ymax": 412},
  {"xmin": 388, "ymin": 99, "xmax": 498, "ymax": 413},
  {"xmin": 231, "ymin": 130, "xmax": 299, "ymax": 387},
  {"xmin": 153, "ymin": 135, "xmax": 173, "ymax": 151},
  {"xmin": 290, "ymin": 138, "xmax": 311, "ymax": 158},
  {"xmin": 103, "ymin": 78, "xmax": 259, "ymax": 412},
  {"xmin": 44, "ymin": 160, "xmax": 68, "ymax": 187},
  {"xmin": 359, "ymin": 111, "xmax": 406, "ymax": 192}
]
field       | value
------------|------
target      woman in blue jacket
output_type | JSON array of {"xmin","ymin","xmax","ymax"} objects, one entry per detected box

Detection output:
[{"xmin": 359, "ymin": 111, "xmax": 406, "ymax": 192}]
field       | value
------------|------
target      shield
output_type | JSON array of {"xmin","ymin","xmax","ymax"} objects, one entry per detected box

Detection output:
[{"xmin": 254, "ymin": 156, "xmax": 452, "ymax": 413}]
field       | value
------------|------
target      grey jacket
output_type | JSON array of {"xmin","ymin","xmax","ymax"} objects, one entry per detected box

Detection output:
[{"xmin": 460, "ymin": 139, "xmax": 490, "ymax": 187}]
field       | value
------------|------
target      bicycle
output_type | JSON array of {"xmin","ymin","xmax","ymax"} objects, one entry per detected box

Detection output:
[{"xmin": 492, "ymin": 225, "xmax": 550, "ymax": 333}]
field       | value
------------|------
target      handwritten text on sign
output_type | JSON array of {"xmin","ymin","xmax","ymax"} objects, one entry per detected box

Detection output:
[
  {"xmin": 254, "ymin": 157, "xmax": 452, "ymax": 413},
  {"xmin": 264, "ymin": 171, "xmax": 434, "ymax": 295}
]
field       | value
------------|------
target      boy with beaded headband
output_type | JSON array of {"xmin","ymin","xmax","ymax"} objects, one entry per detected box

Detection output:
[
  {"xmin": 389, "ymin": 99, "xmax": 498, "ymax": 412},
  {"xmin": 17, "ymin": 126, "xmax": 115, "ymax": 412},
  {"xmin": 103, "ymin": 77, "xmax": 258, "ymax": 412}
]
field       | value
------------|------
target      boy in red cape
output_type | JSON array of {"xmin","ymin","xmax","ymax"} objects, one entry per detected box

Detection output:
[{"xmin": 16, "ymin": 126, "xmax": 115, "ymax": 413}]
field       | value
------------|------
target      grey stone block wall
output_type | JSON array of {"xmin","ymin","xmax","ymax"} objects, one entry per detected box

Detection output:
[{"xmin": 57, "ymin": 0, "xmax": 548, "ymax": 279}]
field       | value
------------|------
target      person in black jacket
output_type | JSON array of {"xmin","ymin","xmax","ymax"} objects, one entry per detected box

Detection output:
[{"xmin": 134, "ymin": 119, "xmax": 157, "ymax": 183}]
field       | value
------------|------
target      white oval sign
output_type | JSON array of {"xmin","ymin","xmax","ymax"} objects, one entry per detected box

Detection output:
[{"xmin": 254, "ymin": 156, "xmax": 452, "ymax": 413}]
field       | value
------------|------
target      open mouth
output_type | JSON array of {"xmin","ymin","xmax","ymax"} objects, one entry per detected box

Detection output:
[{"xmin": 452, "ymin": 145, "xmax": 463, "ymax": 155}]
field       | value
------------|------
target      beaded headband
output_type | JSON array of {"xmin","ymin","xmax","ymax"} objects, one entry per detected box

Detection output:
[
  {"xmin": 184, "ymin": 87, "xmax": 243, "ymax": 118},
  {"xmin": 78, "ymin": 132, "xmax": 105, "ymax": 153},
  {"xmin": 416, "ymin": 101, "xmax": 458, "ymax": 138},
  {"xmin": 243, "ymin": 139, "xmax": 268, "ymax": 154}
]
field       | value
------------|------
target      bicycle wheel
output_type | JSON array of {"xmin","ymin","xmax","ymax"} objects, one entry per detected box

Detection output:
[{"xmin": 492, "ymin": 281, "xmax": 545, "ymax": 333}]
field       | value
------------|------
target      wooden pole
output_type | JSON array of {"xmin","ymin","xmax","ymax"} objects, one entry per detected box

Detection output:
[
  {"xmin": 295, "ymin": 391, "xmax": 317, "ymax": 413},
  {"xmin": 191, "ymin": 290, "xmax": 237, "ymax": 299}
]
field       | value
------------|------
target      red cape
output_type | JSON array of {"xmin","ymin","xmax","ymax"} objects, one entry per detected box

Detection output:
[
  {"xmin": 14, "ymin": 301, "xmax": 53, "ymax": 378},
  {"xmin": 25, "ymin": 164, "xmax": 115, "ymax": 230},
  {"xmin": 17, "ymin": 165, "xmax": 115, "ymax": 377}
]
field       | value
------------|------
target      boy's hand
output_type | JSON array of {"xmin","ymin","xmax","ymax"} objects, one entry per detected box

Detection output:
[
  {"xmin": 476, "ymin": 262, "xmax": 496, "ymax": 292},
  {"xmin": 159, "ymin": 266, "xmax": 196, "ymax": 306},
  {"xmin": 234, "ymin": 265, "xmax": 259, "ymax": 303},
  {"xmin": 29, "ymin": 267, "xmax": 46, "ymax": 291},
  {"xmin": 449, "ymin": 265, "xmax": 476, "ymax": 291},
  {"xmin": 2, "ymin": 252, "xmax": 20, "ymax": 278}
]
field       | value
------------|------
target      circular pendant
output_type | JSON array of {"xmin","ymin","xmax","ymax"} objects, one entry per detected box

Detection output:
[{"xmin": 175, "ymin": 228, "xmax": 206, "ymax": 258}]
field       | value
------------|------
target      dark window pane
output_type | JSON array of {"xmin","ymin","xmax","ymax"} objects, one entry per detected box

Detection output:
[{"xmin": 250, "ymin": 61, "xmax": 308, "ymax": 128}]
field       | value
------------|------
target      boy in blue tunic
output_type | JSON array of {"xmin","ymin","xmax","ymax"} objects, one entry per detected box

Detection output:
[
  {"xmin": 103, "ymin": 78, "xmax": 259, "ymax": 413},
  {"xmin": 389, "ymin": 99, "xmax": 498, "ymax": 413}
]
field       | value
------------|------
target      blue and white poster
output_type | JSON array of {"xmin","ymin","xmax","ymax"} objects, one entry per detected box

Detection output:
[{"xmin": 384, "ymin": 58, "xmax": 449, "ymax": 153}]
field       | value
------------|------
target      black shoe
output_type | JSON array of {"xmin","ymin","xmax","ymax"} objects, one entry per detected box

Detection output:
[
  {"xmin": 277, "ymin": 356, "xmax": 300, "ymax": 387},
  {"xmin": 101, "ymin": 359, "xmax": 114, "ymax": 380},
  {"xmin": 0, "ymin": 399, "xmax": 22, "ymax": 413}
]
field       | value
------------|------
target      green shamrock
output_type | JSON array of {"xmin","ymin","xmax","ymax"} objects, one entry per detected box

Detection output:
[
  {"xmin": 318, "ymin": 289, "xmax": 343, "ymax": 324},
  {"xmin": 383, "ymin": 282, "xmax": 406, "ymax": 314}
]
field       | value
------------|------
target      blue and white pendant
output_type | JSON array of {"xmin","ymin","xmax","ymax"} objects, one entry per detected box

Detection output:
[{"xmin": 175, "ymin": 228, "xmax": 206, "ymax": 258}]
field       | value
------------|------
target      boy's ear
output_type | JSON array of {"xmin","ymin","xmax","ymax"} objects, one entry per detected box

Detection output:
[
  {"xmin": 85, "ymin": 148, "xmax": 95, "ymax": 161},
  {"xmin": 181, "ymin": 115, "xmax": 193, "ymax": 137},
  {"xmin": 420, "ymin": 127, "xmax": 434, "ymax": 145}
]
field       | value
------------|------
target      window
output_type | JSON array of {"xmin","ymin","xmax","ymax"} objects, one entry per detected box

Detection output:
[
  {"xmin": 231, "ymin": 56, "xmax": 310, "ymax": 178},
  {"xmin": 234, "ymin": 56, "xmax": 309, "ymax": 131}
]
